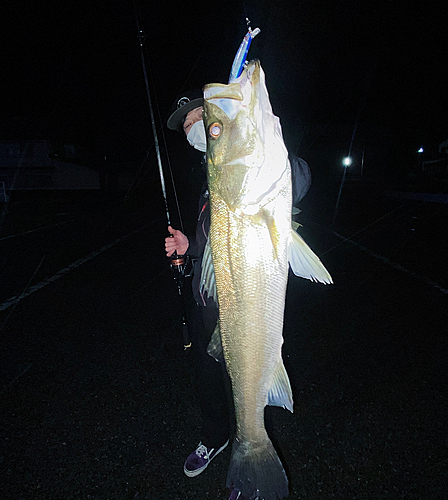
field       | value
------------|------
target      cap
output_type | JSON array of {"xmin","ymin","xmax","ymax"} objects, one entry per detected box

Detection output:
[{"xmin": 167, "ymin": 89, "xmax": 204, "ymax": 133}]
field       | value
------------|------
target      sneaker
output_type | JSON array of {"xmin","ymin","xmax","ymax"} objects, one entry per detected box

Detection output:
[
  {"xmin": 228, "ymin": 489, "xmax": 243, "ymax": 500},
  {"xmin": 228, "ymin": 488, "xmax": 259, "ymax": 500},
  {"xmin": 183, "ymin": 440, "xmax": 229, "ymax": 477}
]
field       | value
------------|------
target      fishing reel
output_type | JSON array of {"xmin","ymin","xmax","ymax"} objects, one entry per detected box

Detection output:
[{"xmin": 170, "ymin": 252, "xmax": 192, "ymax": 289}]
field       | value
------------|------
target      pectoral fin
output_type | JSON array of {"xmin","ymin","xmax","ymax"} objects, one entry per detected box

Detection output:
[
  {"xmin": 267, "ymin": 358, "xmax": 294, "ymax": 412},
  {"xmin": 288, "ymin": 229, "xmax": 333, "ymax": 284},
  {"xmin": 257, "ymin": 208, "xmax": 280, "ymax": 259},
  {"xmin": 200, "ymin": 238, "xmax": 217, "ymax": 300}
]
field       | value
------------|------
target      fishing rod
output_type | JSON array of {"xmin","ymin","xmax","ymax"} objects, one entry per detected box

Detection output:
[
  {"xmin": 133, "ymin": 11, "xmax": 260, "ymax": 351},
  {"xmin": 135, "ymin": 22, "xmax": 170, "ymax": 226},
  {"xmin": 134, "ymin": 4, "xmax": 191, "ymax": 350}
]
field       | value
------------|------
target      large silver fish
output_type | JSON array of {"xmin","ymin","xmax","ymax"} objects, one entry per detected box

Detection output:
[{"xmin": 201, "ymin": 60, "xmax": 332, "ymax": 500}]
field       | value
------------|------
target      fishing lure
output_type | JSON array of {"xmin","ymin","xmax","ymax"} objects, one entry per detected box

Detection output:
[{"xmin": 228, "ymin": 19, "xmax": 261, "ymax": 83}]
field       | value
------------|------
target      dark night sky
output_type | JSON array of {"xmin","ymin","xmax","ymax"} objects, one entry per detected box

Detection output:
[{"xmin": 2, "ymin": 0, "xmax": 447, "ymax": 168}]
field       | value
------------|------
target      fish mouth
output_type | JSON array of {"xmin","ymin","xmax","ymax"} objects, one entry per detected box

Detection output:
[
  {"xmin": 203, "ymin": 60, "xmax": 261, "ymax": 121},
  {"xmin": 203, "ymin": 82, "xmax": 244, "ymax": 101}
]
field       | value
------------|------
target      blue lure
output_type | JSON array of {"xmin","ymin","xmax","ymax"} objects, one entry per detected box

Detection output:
[{"xmin": 228, "ymin": 22, "xmax": 261, "ymax": 83}]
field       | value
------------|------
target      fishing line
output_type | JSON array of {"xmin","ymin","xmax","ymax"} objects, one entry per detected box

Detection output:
[
  {"xmin": 348, "ymin": 207, "xmax": 419, "ymax": 246},
  {"xmin": 128, "ymin": 266, "xmax": 171, "ymax": 299},
  {"xmin": 122, "ymin": 2, "xmax": 202, "ymax": 210},
  {"xmin": 335, "ymin": 229, "xmax": 448, "ymax": 296},
  {"xmin": 123, "ymin": 151, "xmax": 151, "ymax": 203},
  {"xmin": 172, "ymin": 54, "xmax": 203, "ymax": 104},
  {"xmin": 119, "ymin": 52, "xmax": 201, "ymax": 225},
  {"xmin": 0, "ymin": 363, "xmax": 33, "ymax": 397},
  {"xmin": 332, "ymin": 69, "xmax": 372, "ymax": 224},
  {"xmin": 143, "ymin": 40, "xmax": 185, "ymax": 233},
  {"xmin": 320, "ymin": 200, "xmax": 448, "ymax": 294},
  {"xmin": 295, "ymin": 124, "xmax": 307, "ymax": 155},
  {"xmin": 298, "ymin": 71, "xmax": 372, "ymax": 157},
  {"xmin": 320, "ymin": 204, "xmax": 411, "ymax": 256},
  {"xmin": 134, "ymin": 9, "xmax": 171, "ymax": 227},
  {"xmin": 323, "ymin": 197, "xmax": 447, "ymax": 258},
  {"xmin": 308, "ymin": 204, "xmax": 407, "ymax": 258},
  {"xmin": 347, "ymin": 68, "xmax": 372, "ymax": 160},
  {"xmin": 0, "ymin": 218, "xmax": 78, "ymax": 242},
  {"xmin": 133, "ymin": 1, "xmax": 199, "ymax": 234},
  {"xmin": 298, "ymin": 92, "xmax": 354, "ymax": 156}
]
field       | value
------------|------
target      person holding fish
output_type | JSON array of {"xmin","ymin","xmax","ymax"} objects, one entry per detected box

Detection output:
[
  {"xmin": 165, "ymin": 90, "xmax": 232, "ymax": 482},
  {"xmin": 165, "ymin": 24, "xmax": 333, "ymax": 500},
  {"xmin": 165, "ymin": 79, "xmax": 328, "ymax": 500}
]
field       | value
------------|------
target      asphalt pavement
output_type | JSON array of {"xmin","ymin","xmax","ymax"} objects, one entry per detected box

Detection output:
[{"xmin": 1, "ymin": 185, "xmax": 447, "ymax": 499}]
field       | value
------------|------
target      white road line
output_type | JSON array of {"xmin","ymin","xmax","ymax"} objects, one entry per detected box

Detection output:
[
  {"xmin": 0, "ymin": 219, "xmax": 77, "ymax": 241},
  {"xmin": 333, "ymin": 231, "xmax": 448, "ymax": 295},
  {"xmin": 0, "ymin": 224, "xmax": 151, "ymax": 312}
]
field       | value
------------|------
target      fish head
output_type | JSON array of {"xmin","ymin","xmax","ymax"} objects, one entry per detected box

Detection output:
[{"xmin": 203, "ymin": 60, "xmax": 289, "ymax": 213}]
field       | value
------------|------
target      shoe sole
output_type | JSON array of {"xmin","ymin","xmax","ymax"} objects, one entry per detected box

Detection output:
[{"xmin": 184, "ymin": 439, "xmax": 229, "ymax": 477}]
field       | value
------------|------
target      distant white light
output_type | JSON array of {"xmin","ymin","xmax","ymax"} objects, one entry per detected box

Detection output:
[
  {"xmin": 418, "ymin": 147, "xmax": 424, "ymax": 153},
  {"xmin": 342, "ymin": 156, "xmax": 353, "ymax": 167}
]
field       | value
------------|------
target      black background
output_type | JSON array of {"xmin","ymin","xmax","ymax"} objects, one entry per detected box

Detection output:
[{"xmin": 3, "ymin": 0, "xmax": 447, "ymax": 166}]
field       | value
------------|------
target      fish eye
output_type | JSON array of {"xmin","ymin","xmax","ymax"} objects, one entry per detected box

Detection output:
[{"xmin": 209, "ymin": 122, "xmax": 221, "ymax": 139}]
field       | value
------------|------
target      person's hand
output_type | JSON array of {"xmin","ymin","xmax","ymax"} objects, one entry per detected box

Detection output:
[{"xmin": 165, "ymin": 226, "xmax": 189, "ymax": 257}]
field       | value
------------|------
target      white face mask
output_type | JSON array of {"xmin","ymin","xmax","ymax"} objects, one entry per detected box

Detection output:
[{"xmin": 186, "ymin": 120, "xmax": 207, "ymax": 152}]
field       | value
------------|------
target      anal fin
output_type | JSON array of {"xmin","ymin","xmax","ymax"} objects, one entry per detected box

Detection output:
[
  {"xmin": 267, "ymin": 358, "xmax": 293, "ymax": 412},
  {"xmin": 288, "ymin": 229, "xmax": 333, "ymax": 284},
  {"xmin": 206, "ymin": 324, "xmax": 223, "ymax": 362}
]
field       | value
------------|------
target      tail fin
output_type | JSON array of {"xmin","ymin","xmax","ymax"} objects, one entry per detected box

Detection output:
[{"xmin": 226, "ymin": 438, "xmax": 289, "ymax": 500}]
